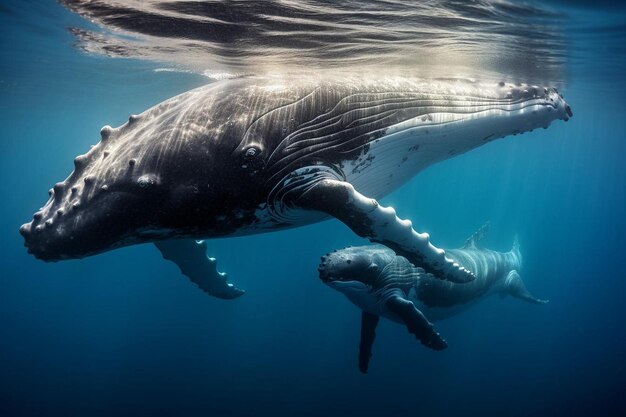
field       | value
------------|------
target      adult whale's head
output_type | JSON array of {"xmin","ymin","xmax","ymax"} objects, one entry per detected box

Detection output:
[
  {"xmin": 20, "ymin": 77, "xmax": 572, "ymax": 261},
  {"xmin": 19, "ymin": 79, "xmax": 266, "ymax": 260}
]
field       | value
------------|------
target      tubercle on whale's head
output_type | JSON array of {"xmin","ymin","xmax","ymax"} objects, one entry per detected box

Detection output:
[
  {"xmin": 19, "ymin": 160, "xmax": 167, "ymax": 261},
  {"xmin": 318, "ymin": 246, "xmax": 387, "ymax": 289},
  {"xmin": 18, "ymin": 114, "xmax": 221, "ymax": 261},
  {"xmin": 493, "ymin": 83, "xmax": 572, "ymax": 130},
  {"xmin": 537, "ymin": 86, "xmax": 572, "ymax": 122},
  {"xmin": 19, "ymin": 80, "xmax": 266, "ymax": 262},
  {"xmin": 405, "ymin": 82, "xmax": 575, "ymax": 162}
]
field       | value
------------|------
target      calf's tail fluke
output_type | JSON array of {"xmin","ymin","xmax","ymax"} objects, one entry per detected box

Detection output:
[{"xmin": 505, "ymin": 270, "xmax": 548, "ymax": 305}]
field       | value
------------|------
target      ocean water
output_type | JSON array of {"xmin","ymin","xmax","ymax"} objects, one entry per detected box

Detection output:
[{"xmin": 1, "ymin": 1, "xmax": 625, "ymax": 416}]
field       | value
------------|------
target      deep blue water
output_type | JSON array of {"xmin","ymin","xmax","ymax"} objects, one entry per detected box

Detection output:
[{"xmin": 1, "ymin": 1, "xmax": 626, "ymax": 416}]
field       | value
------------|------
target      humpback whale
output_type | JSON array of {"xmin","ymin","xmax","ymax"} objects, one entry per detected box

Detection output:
[
  {"xmin": 19, "ymin": 77, "xmax": 571, "ymax": 298},
  {"xmin": 319, "ymin": 223, "xmax": 547, "ymax": 373}
]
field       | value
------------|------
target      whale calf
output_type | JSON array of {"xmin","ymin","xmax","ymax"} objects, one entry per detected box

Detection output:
[
  {"xmin": 19, "ymin": 77, "xmax": 571, "ymax": 298},
  {"xmin": 319, "ymin": 223, "xmax": 547, "ymax": 373}
]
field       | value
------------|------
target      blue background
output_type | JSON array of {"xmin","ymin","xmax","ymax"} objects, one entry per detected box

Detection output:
[{"xmin": 1, "ymin": 1, "xmax": 625, "ymax": 416}]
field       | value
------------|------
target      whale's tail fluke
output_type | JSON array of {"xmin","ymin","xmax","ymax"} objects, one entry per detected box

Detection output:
[{"xmin": 504, "ymin": 270, "xmax": 548, "ymax": 305}]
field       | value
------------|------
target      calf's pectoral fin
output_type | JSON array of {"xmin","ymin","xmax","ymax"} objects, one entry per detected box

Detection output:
[
  {"xmin": 154, "ymin": 239, "xmax": 245, "ymax": 300},
  {"xmin": 295, "ymin": 177, "xmax": 474, "ymax": 284},
  {"xmin": 504, "ymin": 270, "xmax": 548, "ymax": 305},
  {"xmin": 359, "ymin": 311, "xmax": 380, "ymax": 374},
  {"xmin": 386, "ymin": 296, "xmax": 447, "ymax": 351}
]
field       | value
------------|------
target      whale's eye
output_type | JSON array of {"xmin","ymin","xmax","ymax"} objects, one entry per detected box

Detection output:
[
  {"xmin": 137, "ymin": 174, "xmax": 159, "ymax": 189},
  {"xmin": 244, "ymin": 147, "xmax": 259, "ymax": 158},
  {"xmin": 241, "ymin": 146, "xmax": 265, "ymax": 172}
]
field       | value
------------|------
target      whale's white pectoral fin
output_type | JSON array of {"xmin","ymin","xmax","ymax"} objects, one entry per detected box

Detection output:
[
  {"xmin": 504, "ymin": 270, "xmax": 548, "ymax": 305},
  {"xmin": 154, "ymin": 239, "xmax": 245, "ymax": 300},
  {"xmin": 295, "ymin": 177, "xmax": 475, "ymax": 284}
]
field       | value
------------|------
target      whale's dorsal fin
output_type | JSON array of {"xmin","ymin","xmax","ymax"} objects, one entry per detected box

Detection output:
[
  {"xmin": 512, "ymin": 234, "xmax": 520, "ymax": 252},
  {"xmin": 463, "ymin": 221, "xmax": 491, "ymax": 249}
]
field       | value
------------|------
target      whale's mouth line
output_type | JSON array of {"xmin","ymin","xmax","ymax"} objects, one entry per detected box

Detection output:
[
  {"xmin": 21, "ymin": 225, "xmax": 141, "ymax": 262},
  {"xmin": 19, "ymin": 184, "xmax": 151, "ymax": 261},
  {"xmin": 318, "ymin": 257, "xmax": 351, "ymax": 284},
  {"xmin": 320, "ymin": 272, "xmax": 348, "ymax": 284},
  {"xmin": 325, "ymin": 279, "xmax": 369, "ymax": 292}
]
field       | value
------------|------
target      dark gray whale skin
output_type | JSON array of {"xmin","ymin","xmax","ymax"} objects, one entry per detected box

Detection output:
[
  {"xmin": 19, "ymin": 77, "xmax": 572, "ymax": 293},
  {"xmin": 318, "ymin": 224, "xmax": 547, "ymax": 373}
]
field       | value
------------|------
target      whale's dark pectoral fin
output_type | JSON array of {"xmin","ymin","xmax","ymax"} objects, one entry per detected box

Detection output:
[
  {"xmin": 504, "ymin": 270, "xmax": 548, "ymax": 305},
  {"xmin": 386, "ymin": 296, "xmax": 447, "ymax": 351},
  {"xmin": 359, "ymin": 311, "xmax": 380, "ymax": 374},
  {"xmin": 296, "ymin": 178, "xmax": 474, "ymax": 283},
  {"xmin": 154, "ymin": 240, "xmax": 245, "ymax": 300}
]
